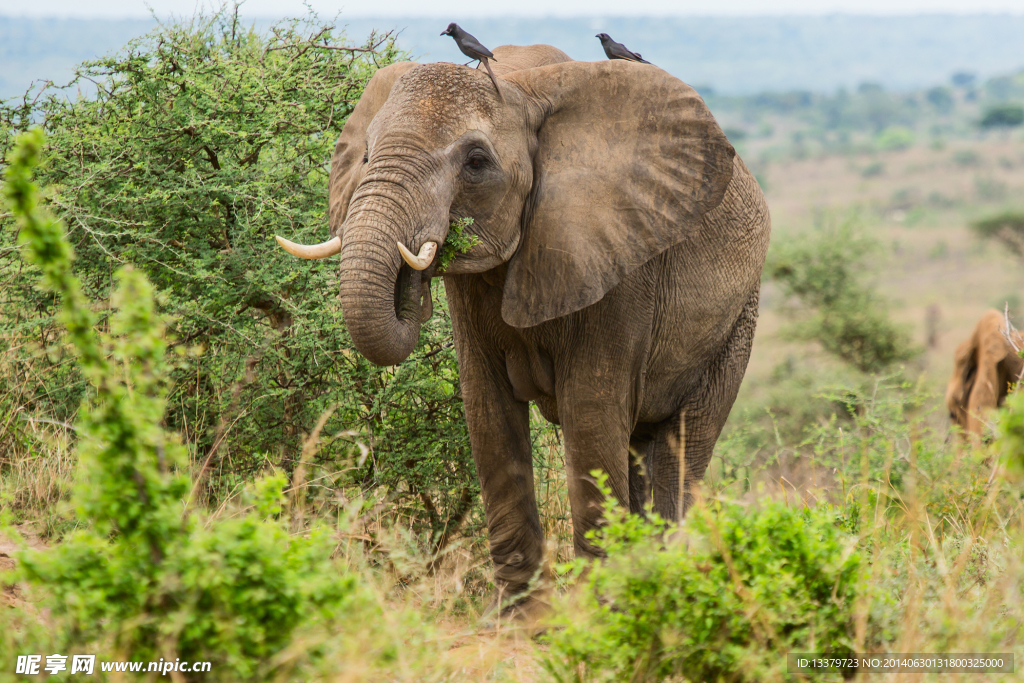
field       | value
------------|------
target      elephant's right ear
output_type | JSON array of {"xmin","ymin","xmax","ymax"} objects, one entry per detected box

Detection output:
[{"xmin": 328, "ymin": 62, "xmax": 418, "ymax": 236}]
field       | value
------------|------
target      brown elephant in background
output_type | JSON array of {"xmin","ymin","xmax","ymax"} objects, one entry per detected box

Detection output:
[
  {"xmin": 946, "ymin": 309, "xmax": 1023, "ymax": 438},
  {"xmin": 276, "ymin": 44, "xmax": 771, "ymax": 611}
]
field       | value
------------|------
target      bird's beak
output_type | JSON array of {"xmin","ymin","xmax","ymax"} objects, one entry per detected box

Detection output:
[{"xmin": 440, "ymin": 31, "xmax": 447, "ymax": 35}]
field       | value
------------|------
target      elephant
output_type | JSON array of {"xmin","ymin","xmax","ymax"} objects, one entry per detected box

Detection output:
[
  {"xmin": 275, "ymin": 44, "xmax": 771, "ymax": 611},
  {"xmin": 945, "ymin": 309, "xmax": 1023, "ymax": 438}
]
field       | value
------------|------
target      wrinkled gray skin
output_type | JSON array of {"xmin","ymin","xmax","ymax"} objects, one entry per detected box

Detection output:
[{"xmin": 287, "ymin": 44, "xmax": 771, "ymax": 611}]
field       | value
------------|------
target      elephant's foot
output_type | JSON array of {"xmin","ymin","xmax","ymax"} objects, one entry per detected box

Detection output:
[{"xmin": 479, "ymin": 584, "xmax": 552, "ymax": 633}]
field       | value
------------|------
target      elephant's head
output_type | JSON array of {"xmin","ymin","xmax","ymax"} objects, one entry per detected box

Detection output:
[
  {"xmin": 945, "ymin": 309, "xmax": 1024, "ymax": 438},
  {"xmin": 276, "ymin": 45, "xmax": 735, "ymax": 366}
]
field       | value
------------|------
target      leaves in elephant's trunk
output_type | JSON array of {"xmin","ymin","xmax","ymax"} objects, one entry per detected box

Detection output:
[{"xmin": 438, "ymin": 217, "xmax": 481, "ymax": 272}]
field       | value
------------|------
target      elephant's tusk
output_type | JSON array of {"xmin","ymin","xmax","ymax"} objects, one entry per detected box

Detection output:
[
  {"xmin": 275, "ymin": 235, "xmax": 341, "ymax": 259},
  {"xmin": 397, "ymin": 241, "xmax": 437, "ymax": 271}
]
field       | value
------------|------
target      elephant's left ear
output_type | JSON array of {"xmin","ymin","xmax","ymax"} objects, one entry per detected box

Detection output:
[{"xmin": 500, "ymin": 61, "xmax": 735, "ymax": 328}]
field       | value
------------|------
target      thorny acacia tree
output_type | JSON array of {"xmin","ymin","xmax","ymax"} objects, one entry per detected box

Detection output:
[
  {"xmin": 0, "ymin": 6, "xmax": 479, "ymax": 547},
  {"xmin": 766, "ymin": 216, "xmax": 918, "ymax": 374}
]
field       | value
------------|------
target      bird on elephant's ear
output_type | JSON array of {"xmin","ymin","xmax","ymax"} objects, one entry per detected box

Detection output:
[{"xmin": 945, "ymin": 309, "xmax": 1024, "ymax": 440}]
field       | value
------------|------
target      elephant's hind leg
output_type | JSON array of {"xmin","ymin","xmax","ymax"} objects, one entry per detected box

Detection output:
[
  {"xmin": 639, "ymin": 412, "xmax": 687, "ymax": 522},
  {"xmin": 627, "ymin": 428, "xmax": 657, "ymax": 513},
  {"xmin": 651, "ymin": 287, "xmax": 761, "ymax": 522}
]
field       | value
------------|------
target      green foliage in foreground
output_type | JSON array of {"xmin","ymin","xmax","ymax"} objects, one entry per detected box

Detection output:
[
  {"xmin": 998, "ymin": 390, "xmax": 1024, "ymax": 478},
  {"xmin": 543, "ymin": 475, "xmax": 870, "ymax": 683},
  {"xmin": 3, "ymin": 130, "xmax": 362, "ymax": 678},
  {"xmin": 767, "ymin": 217, "xmax": 918, "ymax": 373}
]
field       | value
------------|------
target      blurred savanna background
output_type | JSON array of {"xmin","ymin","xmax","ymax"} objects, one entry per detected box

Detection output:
[{"xmin": 1, "ymin": 1, "xmax": 1023, "ymax": 681}]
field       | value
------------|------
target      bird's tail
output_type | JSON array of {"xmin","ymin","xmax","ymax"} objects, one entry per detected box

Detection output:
[{"xmin": 481, "ymin": 58, "xmax": 504, "ymax": 102}]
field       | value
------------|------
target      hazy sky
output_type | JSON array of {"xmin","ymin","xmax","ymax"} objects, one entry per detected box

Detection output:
[{"xmin": 5, "ymin": 0, "xmax": 1024, "ymax": 19}]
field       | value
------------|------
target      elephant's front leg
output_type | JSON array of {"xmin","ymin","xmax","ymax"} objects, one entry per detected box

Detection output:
[
  {"xmin": 553, "ymin": 282, "xmax": 653, "ymax": 559},
  {"xmin": 447, "ymin": 283, "xmax": 543, "ymax": 599},
  {"xmin": 462, "ymin": 353, "xmax": 543, "ymax": 597}
]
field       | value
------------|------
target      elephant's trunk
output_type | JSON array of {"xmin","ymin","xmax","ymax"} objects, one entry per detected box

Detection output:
[
  {"xmin": 338, "ymin": 191, "xmax": 441, "ymax": 367},
  {"xmin": 276, "ymin": 154, "xmax": 450, "ymax": 366}
]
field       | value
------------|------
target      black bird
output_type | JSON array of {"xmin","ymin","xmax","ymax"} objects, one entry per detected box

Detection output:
[
  {"xmin": 596, "ymin": 33, "xmax": 651, "ymax": 64},
  {"xmin": 441, "ymin": 23, "xmax": 503, "ymax": 98}
]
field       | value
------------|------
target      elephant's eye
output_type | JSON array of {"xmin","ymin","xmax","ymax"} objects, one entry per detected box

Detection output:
[
  {"xmin": 465, "ymin": 152, "xmax": 489, "ymax": 171},
  {"xmin": 362, "ymin": 149, "xmax": 368, "ymax": 164}
]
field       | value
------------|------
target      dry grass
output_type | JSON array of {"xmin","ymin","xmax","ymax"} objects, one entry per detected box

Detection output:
[{"xmin": 0, "ymin": 341, "xmax": 78, "ymax": 531}]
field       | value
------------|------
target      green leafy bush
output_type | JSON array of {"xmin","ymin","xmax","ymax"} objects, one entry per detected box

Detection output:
[
  {"xmin": 997, "ymin": 389, "xmax": 1024, "ymax": 479},
  {"xmin": 875, "ymin": 126, "xmax": 914, "ymax": 151},
  {"xmin": 0, "ymin": 4, "xmax": 477, "ymax": 540},
  {"xmin": 439, "ymin": 217, "xmax": 481, "ymax": 272},
  {"xmin": 543, "ymin": 475, "xmax": 868, "ymax": 683},
  {"xmin": 766, "ymin": 217, "xmax": 918, "ymax": 373},
  {"xmin": 1, "ymin": 7, "xmax": 394, "ymax": 468},
  {"xmin": 3, "ymin": 129, "xmax": 362, "ymax": 679},
  {"xmin": 979, "ymin": 104, "xmax": 1024, "ymax": 128}
]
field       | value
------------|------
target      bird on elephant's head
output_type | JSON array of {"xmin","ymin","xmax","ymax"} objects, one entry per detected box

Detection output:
[
  {"xmin": 440, "ymin": 23, "xmax": 502, "ymax": 99},
  {"xmin": 945, "ymin": 309, "xmax": 1024, "ymax": 440},
  {"xmin": 276, "ymin": 44, "xmax": 771, "ymax": 620}
]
